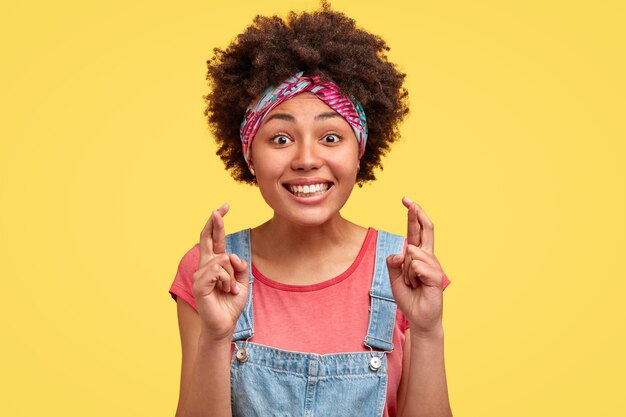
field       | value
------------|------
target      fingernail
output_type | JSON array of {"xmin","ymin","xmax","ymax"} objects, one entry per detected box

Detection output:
[
  {"xmin": 232, "ymin": 281, "xmax": 240, "ymax": 295},
  {"xmin": 232, "ymin": 254, "xmax": 241, "ymax": 263}
]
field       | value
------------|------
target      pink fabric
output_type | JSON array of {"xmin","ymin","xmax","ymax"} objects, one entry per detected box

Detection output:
[{"xmin": 169, "ymin": 228, "xmax": 451, "ymax": 417}]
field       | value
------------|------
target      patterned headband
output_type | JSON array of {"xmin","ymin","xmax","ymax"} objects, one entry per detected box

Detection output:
[{"xmin": 239, "ymin": 71, "xmax": 368, "ymax": 169}]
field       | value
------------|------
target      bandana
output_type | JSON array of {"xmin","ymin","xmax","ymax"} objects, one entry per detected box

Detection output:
[{"xmin": 239, "ymin": 71, "xmax": 368, "ymax": 169}]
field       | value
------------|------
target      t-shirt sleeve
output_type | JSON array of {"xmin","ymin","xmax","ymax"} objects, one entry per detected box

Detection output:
[
  {"xmin": 443, "ymin": 273, "xmax": 451, "ymax": 290},
  {"xmin": 169, "ymin": 243, "xmax": 201, "ymax": 312}
]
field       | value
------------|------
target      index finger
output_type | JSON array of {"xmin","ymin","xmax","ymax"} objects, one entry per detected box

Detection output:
[
  {"xmin": 198, "ymin": 203, "xmax": 229, "ymax": 265},
  {"xmin": 402, "ymin": 196, "xmax": 421, "ymax": 247}
]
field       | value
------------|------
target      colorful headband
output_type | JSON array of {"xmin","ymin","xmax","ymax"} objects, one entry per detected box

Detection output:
[{"xmin": 239, "ymin": 71, "xmax": 368, "ymax": 169}]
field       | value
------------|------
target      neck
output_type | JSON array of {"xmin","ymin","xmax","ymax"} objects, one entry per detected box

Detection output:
[{"xmin": 252, "ymin": 212, "xmax": 364, "ymax": 259}]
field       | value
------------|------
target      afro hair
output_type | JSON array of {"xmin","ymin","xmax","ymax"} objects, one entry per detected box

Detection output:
[{"xmin": 204, "ymin": 1, "xmax": 409, "ymax": 186}]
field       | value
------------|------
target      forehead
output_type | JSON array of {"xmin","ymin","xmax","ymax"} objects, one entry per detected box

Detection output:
[{"xmin": 264, "ymin": 92, "xmax": 336, "ymax": 117}]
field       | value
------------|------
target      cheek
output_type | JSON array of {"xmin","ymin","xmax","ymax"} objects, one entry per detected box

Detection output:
[
  {"xmin": 253, "ymin": 157, "xmax": 281, "ymax": 178},
  {"xmin": 252, "ymin": 160, "xmax": 285, "ymax": 193},
  {"xmin": 328, "ymin": 151, "xmax": 359, "ymax": 174},
  {"xmin": 250, "ymin": 147, "xmax": 274, "ymax": 173}
]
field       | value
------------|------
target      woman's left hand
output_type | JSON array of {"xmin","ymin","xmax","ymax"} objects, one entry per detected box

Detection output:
[{"xmin": 386, "ymin": 197, "xmax": 446, "ymax": 336}]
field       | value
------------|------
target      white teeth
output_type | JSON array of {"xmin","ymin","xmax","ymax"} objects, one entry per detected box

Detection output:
[{"xmin": 287, "ymin": 183, "xmax": 330, "ymax": 195}]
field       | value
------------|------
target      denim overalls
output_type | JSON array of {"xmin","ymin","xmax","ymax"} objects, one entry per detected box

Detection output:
[{"xmin": 225, "ymin": 229, "xmax": 405, "ymax": 417}]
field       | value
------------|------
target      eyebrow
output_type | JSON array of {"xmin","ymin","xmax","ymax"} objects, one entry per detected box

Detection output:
[
  {"xmin": 315, "ymin": 111, "xmax": 341, "ymax": 120},
  {"xmin": 262, "ymin": 111, "xmax": 341, "ymax": 125}
]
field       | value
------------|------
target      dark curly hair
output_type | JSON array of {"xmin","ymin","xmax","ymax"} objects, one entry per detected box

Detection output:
[{"xmin": 204, "ymin": 1, "xmax": 409, "ymax": 186}]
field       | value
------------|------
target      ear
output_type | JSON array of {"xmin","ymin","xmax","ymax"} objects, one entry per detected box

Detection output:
[{"xmin": 249, "ymin": 163, "xmax": 255, "ymax": 176}]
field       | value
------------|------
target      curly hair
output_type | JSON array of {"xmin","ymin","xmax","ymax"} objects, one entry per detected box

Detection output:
[{"xmin": 204, "ymin": 1, "xmax": 409, "ymax": 186}]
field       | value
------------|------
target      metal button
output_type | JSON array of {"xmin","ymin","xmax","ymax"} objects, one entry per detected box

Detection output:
[
  {"xmin": 369, "ymin": 356, "xmax": 382, "ymax": 371},
  {"xmin": 236, "ymin": 347, "xmax": 248, "ymax": 363}
]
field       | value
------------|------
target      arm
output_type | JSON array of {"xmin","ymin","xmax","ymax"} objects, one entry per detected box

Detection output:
[
  {"xmin": 397, "ymin": 328, "xmax": 452, "ymax": 417},
  {"xmin": 173, "ymin": 204, "xmax": 250, "ymax": 416},
  {"xmin": 387, "ymin": 197, "xmax": 453, "ymax": 417},
  {"xmin": 174, "ymin": 298, "xmax": 233, "ymax": 417}
]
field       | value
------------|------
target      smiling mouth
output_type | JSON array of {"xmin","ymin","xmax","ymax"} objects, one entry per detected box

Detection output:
[{"xmin": 284, "ymin": 183, "xmax": 333, "ymax": 198}]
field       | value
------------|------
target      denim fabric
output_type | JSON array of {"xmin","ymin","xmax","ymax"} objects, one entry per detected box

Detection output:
[{"xmin": 226, "ymin": 229, "xmax": 405, "ymax": 417}]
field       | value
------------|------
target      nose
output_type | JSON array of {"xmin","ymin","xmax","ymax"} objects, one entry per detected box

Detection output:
[{"xmin": 290, "ymin": 138, "xmax": 323, "ymax": 171}]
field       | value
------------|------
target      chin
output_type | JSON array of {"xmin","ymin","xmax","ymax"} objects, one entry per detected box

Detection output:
[{"xmin": 281, "ymin": 209, "xmax": 338, "ymax": 228}]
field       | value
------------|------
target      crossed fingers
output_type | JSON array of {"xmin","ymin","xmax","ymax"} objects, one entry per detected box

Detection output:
[
  {"xmin": 402, "ymin": 196, "xmax": 434, "ymax": 254},
  {"xmin": 199, "ymin": 203, "xmax": 229, "ymax": 266},
  {"xmin": 194, "ymin": 203, "xmax": 243, "ymax": 295},
  {"xmin": 401, "ymin": 196, "xmax": 440, "ymax": 288}
]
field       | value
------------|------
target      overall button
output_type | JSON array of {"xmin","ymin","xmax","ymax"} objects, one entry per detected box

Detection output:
[
  {"xmin": 236, "ymin": 348, "xmax": 248, "ymax": 363},
  {"xmin": 369, "ymin": 356, "xmax": 382, "ymax": 371}
]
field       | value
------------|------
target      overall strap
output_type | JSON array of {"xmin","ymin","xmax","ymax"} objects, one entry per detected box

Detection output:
[
  {"xmin": 226, "ymin": 229, "xmax": 255, "ymax": 341},
  {"xmin": 364, "ymin": 230, "xmax": 405, "ymax": 352}
]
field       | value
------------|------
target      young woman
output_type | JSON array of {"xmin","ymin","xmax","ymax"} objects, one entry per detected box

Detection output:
[{"xmin": 169, "ymin": 4, "xmax": 453, "ymax": 417}]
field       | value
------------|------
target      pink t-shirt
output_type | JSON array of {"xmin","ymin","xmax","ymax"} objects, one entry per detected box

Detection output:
[{"xmin": 169, "ymin": 228, "xmax": 451, "ymax": 417}]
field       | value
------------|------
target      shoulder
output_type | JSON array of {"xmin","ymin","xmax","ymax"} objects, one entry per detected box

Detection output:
[
  {"xmin": 177, "ymin": 243, "xmax": 201, "ymax": 274},
  {"xmin": 169, "ymin": 244, "xmax": 201, "ymax": 311}
]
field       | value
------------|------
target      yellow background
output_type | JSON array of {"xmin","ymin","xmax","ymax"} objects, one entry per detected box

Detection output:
[{"xmin": 1, "ymin": 0, "xmax": 624, "ymax": 415}]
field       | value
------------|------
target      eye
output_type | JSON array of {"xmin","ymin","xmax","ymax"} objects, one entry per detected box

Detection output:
[
  {"xmin": 323, "ymin": 134, "xmax": 342, "ymax": 144},
  {"xmin": 271, "ymin": 135, "xmax": 292, "ymax": 145}
]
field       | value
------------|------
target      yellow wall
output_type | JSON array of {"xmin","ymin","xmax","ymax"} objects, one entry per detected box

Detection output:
[{"xmin": 1, "ymin": 1, "xmax": 624, "ymax": 415}]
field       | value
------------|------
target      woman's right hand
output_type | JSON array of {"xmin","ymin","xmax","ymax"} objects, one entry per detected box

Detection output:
[{"xmin": 192, "ymin": 203, "xmax": 250, "ymax": 341}]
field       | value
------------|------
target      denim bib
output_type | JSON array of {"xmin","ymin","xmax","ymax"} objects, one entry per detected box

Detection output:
[{"xmin": 226, "ymin": 229, "xmax": 404, "ymax": 417}]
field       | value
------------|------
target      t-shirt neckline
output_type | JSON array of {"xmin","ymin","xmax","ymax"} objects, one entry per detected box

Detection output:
[{"xmin": 251, "ymin": 227, "xmax": 376, "ymax": 292}]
